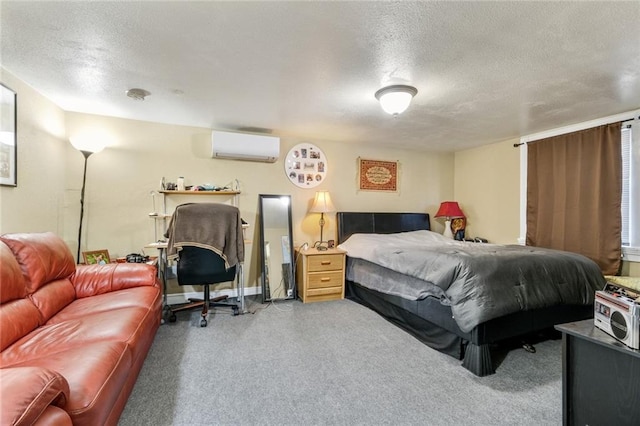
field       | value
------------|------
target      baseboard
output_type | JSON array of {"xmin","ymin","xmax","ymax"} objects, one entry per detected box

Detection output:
[{"xmin": 165, "ymin": 286, "xmax": 262, "ymax": 305}]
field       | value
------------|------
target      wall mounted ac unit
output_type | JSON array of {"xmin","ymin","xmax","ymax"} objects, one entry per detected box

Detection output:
[{"xmin": 211, "ymin": 130, "xmax": 280, "ymax": 163}]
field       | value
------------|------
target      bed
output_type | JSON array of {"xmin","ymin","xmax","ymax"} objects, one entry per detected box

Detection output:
[{"xmin": 336, "ymin": 212, "xmax": 605, "ymax": 376}]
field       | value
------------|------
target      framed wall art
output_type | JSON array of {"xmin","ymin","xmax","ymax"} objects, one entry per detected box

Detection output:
[
  {"xmin": 0, "ymin": 83, "xmax": 17, "ymax": 187},
  {"xmin": 284, "ymin": 143, "xmax": 327, "ymax": 188},
  {"xmin": 358, "ymin": 158, "xmax": 399, "ymax": 192}
]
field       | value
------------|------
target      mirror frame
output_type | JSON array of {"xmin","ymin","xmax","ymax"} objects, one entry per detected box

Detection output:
[{"xmin": 258, "ymin": 194, "xmax": 295, "ymax": 302}]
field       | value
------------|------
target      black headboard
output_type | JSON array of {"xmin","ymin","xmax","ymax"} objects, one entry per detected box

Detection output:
[{"xmin": 336, "ymin": 212, "xmax": 431, "ymax": 244}]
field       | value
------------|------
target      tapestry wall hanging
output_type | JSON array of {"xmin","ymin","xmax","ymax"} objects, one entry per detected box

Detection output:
[{"xmin": 358, "ymin": 158, "xmax": 398, "ymax": 192}]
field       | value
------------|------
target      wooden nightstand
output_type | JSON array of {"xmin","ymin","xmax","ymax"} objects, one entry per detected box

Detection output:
[{"xmin": 295, "ymin": 247, "xmax": 346, "ymax": 303}]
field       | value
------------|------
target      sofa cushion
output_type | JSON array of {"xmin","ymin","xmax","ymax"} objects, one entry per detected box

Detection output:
[
  {"xmin": 1, "ymin": 305, "xmax": 154, "ymax": 367},
  {"xmin": 28, "ymin": 278, "xmax": 77, "ymax": 324},
  {"xmin": 0, "ymin": 299, "xmax": 41, "ymax": 353},
  {"xmin": 1, "ymin": 232, "xmax": 76, "ymax": 294},
  {"xmin": 0, "ymin": 242, "xmax": 41, "ymax": 351},
  {"xmin": 72, "ymin": 262, "xmax": 159, "ymax": 298},
  {"xmin": 47, "ymin": 286, "xmax": 161, "ymax": 324},
  {"xmin": 8, "ymin": 341, "xmax": 132, "ymax": 426},
  {"xmin": 0, "ymin": 242, "xmax": 26, "ymax": 303}
]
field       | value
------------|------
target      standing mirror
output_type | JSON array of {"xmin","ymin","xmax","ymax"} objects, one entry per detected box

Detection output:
[{"xmin": 259, "ymin": 194, "xmax": 295, "ymax": 302}]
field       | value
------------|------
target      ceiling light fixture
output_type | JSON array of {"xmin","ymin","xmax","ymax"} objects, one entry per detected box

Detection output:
[
  {"xmin": 374, "ymin": 84, "xmax": 418, "ymax": 116},
  {"xmin": 126, "ymin": 88, "xmax": 151, "ymax": 101}
]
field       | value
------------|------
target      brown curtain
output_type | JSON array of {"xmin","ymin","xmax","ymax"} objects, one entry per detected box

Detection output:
[{"xmin": 526, "ymin": 123, "xmax": 622, "ymax": 275}]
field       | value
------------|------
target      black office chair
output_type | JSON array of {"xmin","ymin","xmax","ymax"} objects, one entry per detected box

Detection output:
[{"xmin": 165, "ymin": 203, "xmax": 244, "ymax": 327}]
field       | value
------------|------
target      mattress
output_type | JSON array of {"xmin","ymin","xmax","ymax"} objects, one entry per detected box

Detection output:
[{"xmin": 340, "ymin": 230, "xmax": 605, "ymax": 332}]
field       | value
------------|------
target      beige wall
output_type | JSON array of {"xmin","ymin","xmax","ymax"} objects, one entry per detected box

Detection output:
[
  {"xmin": 454, "ymin": 138, "xmax": 520, "ymax": 244},
  {"xmin": 621, "ymin": 259, "xmax": 640, "ymax": 277},
  {"xmin": 62, "ymin": 112, "xmax": 454, "ymax": 291},
  {"xmin": 0, "ymin": 70, "xmax": 68, "ymax": 234}
]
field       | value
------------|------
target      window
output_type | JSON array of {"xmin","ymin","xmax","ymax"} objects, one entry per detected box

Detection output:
[
  {"xmin": 621, "ymin": 125, "xmax": 631, "ymax": 246},
  {"xmin": 519, "ymin": 110, "xmax": 640, "ymax": 262},
  {"xmin": 621, "ymin": 120, "xmax": 639, "ymax": 261}
]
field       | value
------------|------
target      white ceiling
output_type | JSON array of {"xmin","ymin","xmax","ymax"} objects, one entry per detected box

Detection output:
[{"xmin": 2, "ymin": 1, "xmax": 639, "ymax": 152}]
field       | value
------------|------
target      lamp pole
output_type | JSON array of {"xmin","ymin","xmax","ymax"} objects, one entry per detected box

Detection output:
[
  {"xmin": 76, "ymin": 150, "xmax": 93, "ymax": 263},
  {"xmin": 308, "ymin": 191, "xmax": 336, "ymax": 251},
  {"xmin": 318, "ymin": 212, "xmax": 325, "ymax": 245}
]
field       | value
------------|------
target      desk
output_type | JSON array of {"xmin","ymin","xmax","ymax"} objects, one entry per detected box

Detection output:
[
  {"xmin": 146, "ymin": 242, "xmax": 246, "ymax": 316},
  {"xmin": 555, "ymin": 319, "xmax": 640, "ymax": 426},
  {"xmin": 145, "ymin": 242, "xmax": 169, "ymax": 320}
]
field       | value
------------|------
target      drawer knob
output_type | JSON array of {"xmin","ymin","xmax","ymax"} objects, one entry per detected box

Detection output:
[
  {"xmin": 320, "ymin": 277, "xmax": 331, "ymax": 282},
  {"xmin": 320, "ymin": 261, "xmax": 331, "ymax": 265}
]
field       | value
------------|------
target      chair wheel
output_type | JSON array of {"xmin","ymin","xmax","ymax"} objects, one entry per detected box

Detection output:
[
  {"xmin": 232, "ymin": 307, "xmax": 240, "ymax": 316},
  {"xmin": 522, "ymin": 342, "xmax": 536, "ymax": 353},
  {"xmin": 200, "ymin": 319, "xmax": 207, "ymax": 327},
  {"xmin": 169, "ymin": 313, "xmax": 177, "ymax": 323}
]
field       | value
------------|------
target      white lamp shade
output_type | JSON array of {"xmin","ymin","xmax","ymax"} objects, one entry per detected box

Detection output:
[
  {"xmin": 375, "ymin": 85, "xmax": 418, "ymax": 116},
  {"xmin": 309, "ymin": 191, "xmax": 336, "ymax": 213},
  {"xmin": 69, "ymin": 137, "xmax": 106, "ymax": 154}
]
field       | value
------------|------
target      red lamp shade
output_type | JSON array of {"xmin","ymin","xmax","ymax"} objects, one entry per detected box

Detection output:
[{"xmin": 434, "ymin": 201, "xmax": 465, "ymax": 219}]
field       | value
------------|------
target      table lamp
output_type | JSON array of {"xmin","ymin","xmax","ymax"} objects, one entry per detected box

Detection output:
[
  {"xmin": 309, "ymin": 191, "xmax": 336, "ymax": 250},
  {"xmin": 434, "ymin": 201, "xmax": 465, "ymax": 239}
]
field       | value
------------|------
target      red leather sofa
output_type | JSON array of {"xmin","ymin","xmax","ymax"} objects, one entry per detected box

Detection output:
[{"xmin": 0, "ymin": 232, "xmax": 162, "ymax": 425}]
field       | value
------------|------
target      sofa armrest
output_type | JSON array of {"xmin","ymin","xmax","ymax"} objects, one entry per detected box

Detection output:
[
  {"xmin": 72, "ymin": 263, "xmax": 160, "ymax": 298},
  {"xmin": 0, "ymin": 366, "xmax": 71, "ymax": 426}
]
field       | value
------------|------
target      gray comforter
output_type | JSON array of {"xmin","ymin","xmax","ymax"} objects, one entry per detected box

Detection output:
[{"xmin": 338, "ymin": 231, "xmax": 605, "ymax": 332}]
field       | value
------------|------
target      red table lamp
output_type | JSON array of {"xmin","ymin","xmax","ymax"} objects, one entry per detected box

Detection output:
[{"xmin": 434, "ymin": 201, "xmax": 465, "ymax": 239}]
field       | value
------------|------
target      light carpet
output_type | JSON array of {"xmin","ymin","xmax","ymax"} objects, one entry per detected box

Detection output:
[{"xmin": 119, "ymin": 298, "xmax": 562, "ymax": 426}]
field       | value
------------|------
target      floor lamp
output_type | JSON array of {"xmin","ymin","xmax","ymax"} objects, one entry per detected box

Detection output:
[{"xmin": 70, "ymin": 139, "xmax": 105, "ymax": 263}]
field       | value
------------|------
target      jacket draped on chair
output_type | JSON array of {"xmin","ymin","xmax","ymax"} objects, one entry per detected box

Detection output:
[{"xmin": 164, "ymin": 203, "xmax": 244, "ymax": 269}]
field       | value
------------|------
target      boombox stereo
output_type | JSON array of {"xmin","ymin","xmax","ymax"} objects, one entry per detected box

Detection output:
[{"xmin": 594, "ymin": 283, "xmax": 640, "ymax": 350}]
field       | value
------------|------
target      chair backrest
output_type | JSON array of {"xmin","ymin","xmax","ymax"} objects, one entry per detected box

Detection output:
[
  {"xmin": 165, "ymin": 202, "xmax": 244, "ymax": 269},
  {"xmin": 177, "ymin": 246, "xmax": 236, "ymax": 286}
]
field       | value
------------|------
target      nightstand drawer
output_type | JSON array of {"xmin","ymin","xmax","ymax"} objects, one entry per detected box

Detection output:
[
  {"xmin": 307, "ymin": 271, "xmax": 343, "ymax": 289},
  {"xmin": 307, "ymin": 285, "xmax": 343, "ymax": 297},
  {"xmin": 307, "ymin": 254, "xmax": 344, "ymax": 272}
]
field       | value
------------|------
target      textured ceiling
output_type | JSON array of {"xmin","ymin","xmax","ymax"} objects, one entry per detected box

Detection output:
[{"xmin": 1, "ymin": 1, "xmax": 639, "ymax": 152}]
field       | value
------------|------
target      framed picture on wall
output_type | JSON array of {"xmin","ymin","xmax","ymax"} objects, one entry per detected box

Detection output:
[
  {"xmin": 358, "ymin": 158, "xmax": 399, "ymax": 192},
  {"xmin": 284, "ymin": 143, "xmax": 328, "ymax": 188},
  {"xmin": 0, "ymin": 83, "xmax": 17, "ymax": 187}
]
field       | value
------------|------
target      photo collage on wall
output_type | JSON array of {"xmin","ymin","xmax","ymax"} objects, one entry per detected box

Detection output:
[{"xmin": 284, "ymin": 143, "xmax": 327, "ymax": 188}]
